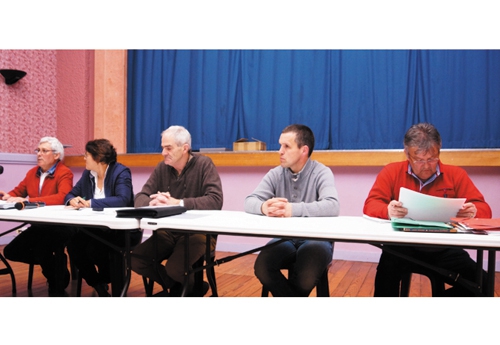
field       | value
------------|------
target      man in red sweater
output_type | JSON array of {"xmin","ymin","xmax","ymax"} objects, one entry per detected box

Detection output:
[
  {"xmin": 1, "ymin": 137, "xmax": 74, "ymax": 296},
  {"xmin": 363, "ymin": 123, "xmax": 491, "ymax": 297}
]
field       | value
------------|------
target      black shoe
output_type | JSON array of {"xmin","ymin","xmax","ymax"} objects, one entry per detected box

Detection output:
[
  {"xmin": 169, "ymin": 282, "xmax": 183, "ymax": 297},
  {"xmin": 93, "ymin": 283, "xmax": 111, "ymax": 297},
  {"xmin": 47, "ymin": 268, "xmax": 70, "ymax": 296},
  {"xmin": 169, "ymin": 281, "xmax": 210, "ymax": 297},
  {"xmin": 186, "ymin": 281, "xmax": 210, "ymax": 297},
  {"xmin": 152, "ymin": 289, "xmax": 171, "ymax": 297},
  {"xmin": 48, "ymin": 288, "xmax": 69, "ymax": 297},
  {"xmin": 195, "ymin": 281, "xmax": 210, "ymax": 297}
]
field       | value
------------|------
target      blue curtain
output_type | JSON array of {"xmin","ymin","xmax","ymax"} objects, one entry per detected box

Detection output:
[{"xmin": 127, "ymin": 50, "xmax": 500, "ymax": 153}]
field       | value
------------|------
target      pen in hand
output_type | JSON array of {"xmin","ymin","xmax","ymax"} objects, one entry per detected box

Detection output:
[{"xmin": 71, "ymin": 196, "xmax": 88, "ymax": 209}]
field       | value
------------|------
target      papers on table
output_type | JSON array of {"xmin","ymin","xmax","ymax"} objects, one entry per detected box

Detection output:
[
  {"xmin": 0, "ymin": 200, "xmax": 16, "ymax": 209},
  {"xmin": 399, "ymin": 187, "xmax": 465, "ymax": 222},
  {"xmin": 450, "ymin": 217, "xmax": 500, "ymax": 231},
  {"xmin": 391, "ymin": 217, "xmax": 455, "ymax": 232}
]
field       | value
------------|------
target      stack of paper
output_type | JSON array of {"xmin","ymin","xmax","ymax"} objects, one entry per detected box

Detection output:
[
  {"xmin": 0, "ymin": 200, "xmax": 16, "ymax": 209},
  {"xmin": 399, "ymin": 187, "xmax": 466, "ymax": 222},
  {"xmin": 391, "ymin": 218, "xmax": 456, "ymax": 233},
  {"xmin": 450, "ymin": 218, "xmax": 500, "ymax": 231}
]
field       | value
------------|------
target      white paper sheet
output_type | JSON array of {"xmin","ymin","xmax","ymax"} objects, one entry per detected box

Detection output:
[
  {"xmin": 398, "ymin": 187, "xmax": 466, "ymax": 222},
  {"xmin": 0, "ymin": 200, "xmax": 16, "ymax": 209}
]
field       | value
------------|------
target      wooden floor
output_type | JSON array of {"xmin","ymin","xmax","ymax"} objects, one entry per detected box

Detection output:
[{"xmin": 1, "ymin": 247, "xmax": 500, "ymax": 297}]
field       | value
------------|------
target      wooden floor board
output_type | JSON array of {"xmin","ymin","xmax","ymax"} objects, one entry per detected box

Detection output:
[{"xmin": 1, "ymin": 247, "xmax": 499, "ymax": 298}]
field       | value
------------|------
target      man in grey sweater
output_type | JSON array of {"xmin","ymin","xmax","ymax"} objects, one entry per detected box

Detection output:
[
  {"xmin": 245, "ymin": 124, "xmax": 340, "ymax": 296},
  {"xmin": 131, "ymin": 125, "xmax": 223, "ymax": 296}
]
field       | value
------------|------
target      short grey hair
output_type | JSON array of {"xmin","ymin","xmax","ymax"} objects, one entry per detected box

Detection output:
[
  {"xmin": 403, "ymin": 123, "xmax": 442, "ymax": 154},
  {"xmin": 39, "ymin": 137, "xmax": 65, "ymax": 160},
  {"xmin": 161, "ymin": 125, "xmax": 192, "ymax": 151}
]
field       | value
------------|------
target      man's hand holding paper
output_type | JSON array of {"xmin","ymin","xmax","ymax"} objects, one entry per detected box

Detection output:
[
  {"xmin": 456, "ymin": 202, "xmax": 477, "ymax": 219},
  {"xmin": 387, "ymin": 200, "xmax": 408, "ymax": 219},
  {"xmin": 397, "ymin": 187, "xmax": 466, "ymax": 222}
]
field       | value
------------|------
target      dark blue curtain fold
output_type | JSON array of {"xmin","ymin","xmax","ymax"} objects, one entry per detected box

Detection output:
[
  {"xmin": 330, "ymin": 50, "xmax": 416, "ymax": 149},
  {"xmin": 238, "ymin": 50, "xmax": 332, "ymax": 150},
  {"xmin": 127, "ymin": 50, "xmax": 500, "ymax": 153},
  {"xmin": 127, "ymin": 50, "xmax": 240, "ymax": 152},
  {"xmin": 417, "ymin": 50, "xmax": 500, "ymax": 148}
]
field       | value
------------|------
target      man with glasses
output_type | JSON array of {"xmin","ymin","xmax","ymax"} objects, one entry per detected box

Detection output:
[
  {"xmin": 1, "ymin": 137, "xmax": 74, "ymax": 296},
  {"xmin": 363, "ymin": 123, "xmax": 491, "ymax": 296}
]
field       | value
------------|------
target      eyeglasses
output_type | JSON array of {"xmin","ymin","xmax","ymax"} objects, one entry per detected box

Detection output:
[
  {"xmin": 34, "ymin": 148, "xmax": 54, "ymax": 155},
  {"xmin": 408, "ymin": 155, "xmax": 439, "ymax": 166}
]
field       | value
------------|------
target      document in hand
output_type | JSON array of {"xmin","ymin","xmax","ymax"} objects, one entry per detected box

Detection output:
[
  {"xmin": 116, "ymin": 205, "xmax": 187, "ymax": 218},
  {"xmin": 391, "ymin": 217, "xmax": 456, "ymax": 232},
  {"xmin": 399, "ymin": 187, "xmax": 466, "ymax": 222}
]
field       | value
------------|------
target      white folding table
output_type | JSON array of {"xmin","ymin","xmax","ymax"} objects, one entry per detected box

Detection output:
[
  {"xmin": 140, "ymin": 210, "xmax": 500, "ymax": 296},
  {"xmin": 0, "ymin": 206, "xmax": 141, "ymax": 296}
]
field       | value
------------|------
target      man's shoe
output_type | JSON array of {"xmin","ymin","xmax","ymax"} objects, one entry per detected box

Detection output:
[
  {"xmin": 48, "ymin": 288, "xmax": 69, "ymax": 297},
  {"xmin": 196, "ymin": 281, "xmax": 210, "ymax": 297},
  {"xmin": 169, "ymin": 282, "xmax": 183, "ymax": 297},
  {"xmin": 93, "ymin": 283, "xmax": 111, "ymax": 297},
  {"xmin": 152, "ymin": 289, "xmax": 170, "ymax": 297},
  {"xmin": 187, "ymin": 281, "xmax": 210, "ymax": 297},
  {"xmin": 169, "ymin": 281, "xmax": 210, "ymax": 297}
]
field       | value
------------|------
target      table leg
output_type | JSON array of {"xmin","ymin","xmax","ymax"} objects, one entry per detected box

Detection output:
[
  {"xmin": 206, "ymin": 234, "xmax": 217, "ymax": 297},
  {"xmin": 118, "ymin": 230, "xmax": 131, "ymax": 297},
  {"xmin": 181, "ymin": 234, "xmax": 190, "ymax": 297},
  {"xmin": 476, "ymin": 249, "xmax": 484, "ymax": 294},
  {"xmin": 487, "ymin": 250, "xmax": 496, "ymax": 297},
  {"xmin": 80, "ymin": 228, "xmax": 133, "ymax": 297}
]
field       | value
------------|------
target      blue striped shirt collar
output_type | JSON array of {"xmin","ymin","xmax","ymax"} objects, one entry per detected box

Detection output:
[{"xmin": 407, "ymin": 163, "xmax": 441, "ymax": 191}]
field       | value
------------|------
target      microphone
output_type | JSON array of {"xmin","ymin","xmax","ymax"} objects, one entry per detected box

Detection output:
[
  {"xmin": 0, "ymin": 165, "xmax": 3, "ymax": 174},
  {"xmin": 14, "ymin": 201, "xmax": 46, "ymax": 210}
]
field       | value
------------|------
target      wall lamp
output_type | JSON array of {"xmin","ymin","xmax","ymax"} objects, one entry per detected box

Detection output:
[{"xmin": 0, "ymin": 69, "xmax": 27, "ymax": 85}]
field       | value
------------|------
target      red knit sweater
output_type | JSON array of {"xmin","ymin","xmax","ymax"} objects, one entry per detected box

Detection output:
[
  {"xmin": 8, "ymin": 161, "xmax": 74, "ymax": 205},
  {"xmin": 363, "ymin": 161, "xmax": 492, "ymax": 220}
]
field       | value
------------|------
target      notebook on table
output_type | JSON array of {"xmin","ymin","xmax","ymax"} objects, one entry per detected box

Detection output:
[
  {"xmin": 116, "ymin": 205, "xmax": 187, "ymax": 218},
  {"xmin": 391, "ymin": 217, "xmax": 456, "ymax": 233}
]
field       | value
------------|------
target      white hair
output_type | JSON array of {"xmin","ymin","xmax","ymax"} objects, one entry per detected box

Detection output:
[
  {"xmin": 39, "ymin": 137, "xmax": 65, "ymax": 160},
  {"xmin": 161, "ymin": 125, "xmax": 192, "ymax": 150}
]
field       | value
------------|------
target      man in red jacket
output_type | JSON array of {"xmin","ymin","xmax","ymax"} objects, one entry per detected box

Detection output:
[
  {"xmin": 1, "ymin": 137, "xmax": 74, "ymax": 296},
  {"xmin": 363, "ymin": 123, "xmax": 491, "ymax": 297}
]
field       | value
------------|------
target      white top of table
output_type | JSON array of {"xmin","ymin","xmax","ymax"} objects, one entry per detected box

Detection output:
[
  {"xmin": 140, "ymin": 210, "xmax": 500, "ymax": 249},
  {"xmin": 0, "ymin": 205, "xmax": 140, "ymax": 230}
]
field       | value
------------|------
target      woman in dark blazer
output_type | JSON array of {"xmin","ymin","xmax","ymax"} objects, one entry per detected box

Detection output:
[{"xmin": 65, "ymin": 139, "xmax": 142, "ymax": 297}]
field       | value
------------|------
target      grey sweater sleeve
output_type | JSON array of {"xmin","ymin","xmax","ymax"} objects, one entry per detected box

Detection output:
[{"xmin": 244, "ymin": 168, "xmax": 278, "ymax": 215}]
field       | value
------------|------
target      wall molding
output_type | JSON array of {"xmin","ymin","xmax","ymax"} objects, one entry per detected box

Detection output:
[
  {"xmin": 64, "ymin": 149, "xmax": 500, "ymax": 168},
  {"xmin": 0, "ymin": 153, "xmax": 37, "ymax": 165}
]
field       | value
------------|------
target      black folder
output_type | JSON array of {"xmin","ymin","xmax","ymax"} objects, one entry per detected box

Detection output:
[{"xmin": 116, "ymin": 206, "xmax": 187, "ymax": 218}]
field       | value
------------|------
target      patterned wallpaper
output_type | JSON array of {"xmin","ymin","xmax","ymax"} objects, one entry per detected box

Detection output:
[{"xmin": 0, "ymin": 50, "xmax": 58, "ymax": 153}]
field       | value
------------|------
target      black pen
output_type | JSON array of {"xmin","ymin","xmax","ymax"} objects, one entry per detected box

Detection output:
[{"xmin": 74, "ymin": 196, "xmax": 86, "ymax": 210}]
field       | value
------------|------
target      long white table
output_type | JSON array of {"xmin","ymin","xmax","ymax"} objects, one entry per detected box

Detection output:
[
  {"xmin": 0, "ymin": 206, "xmax": 141, "ymax": 297},
  {"xmin": 140, "ymin": 210, "xmax": 500, "ymax": 296}
]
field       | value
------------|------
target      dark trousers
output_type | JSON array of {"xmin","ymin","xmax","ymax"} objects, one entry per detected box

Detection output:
[
  {"xmin": 67, "ymin": 228, "xmax": 143, "ymax": 287},
  {"xmin": 131, "ymin": 230, "xmax": 215, "ymax": 292},
  {"xmin": 374, "ymin": 245, "xmax": 486, "ymax": 297},
  {"xmin": 3, "ymin": 225, "xmax": 76, "ymax": 291},
  {"xmin": 254, "ymin": 239, "xmax": 333, "ymax": 297}
]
